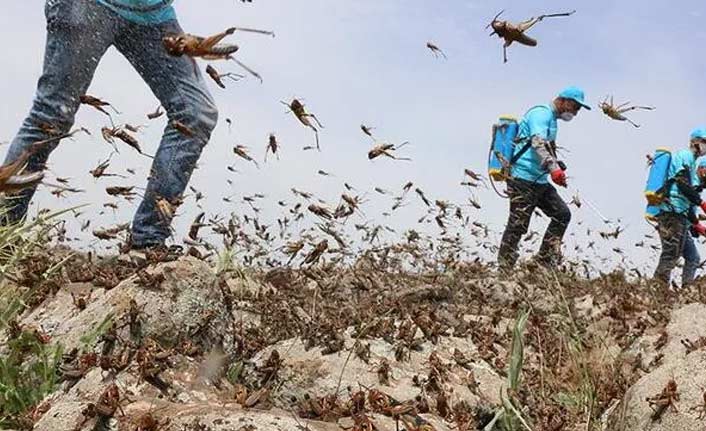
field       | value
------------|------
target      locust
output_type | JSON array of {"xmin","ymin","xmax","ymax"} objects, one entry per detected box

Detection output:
[
  {"xmin": 265, "ymin": 133, "xmax": 279, "ymax": 161},
  {"xmin": 463, "ymin": 168, "xmax": 484, "ymax": 183},
  {"xmin": 568, "ymin": 192, "xmax": 581, "ymax": 208},
  {"xmin": 172, "ymin": 120, "xmax": 194, "ymax": 138},
  {"xmin": 80, "ymin": 94, "xmax": 120, "ymax": 116},
  {"xmin": 93, "ymin": 223, "xmax": 129, "ymax": 241},
  {"xmin": 647, "ymin": 379, "xmax": 679, "ymax": 421},
  {"xmin": 0, "ymin": 128, "xmax": 86, "ymax": 194},
  {"xmin": 599, "ymin": 96, "xmax": 655, "ymax": 128},
  {"xmin": 599, "ymin": 225, "xmax": 624, "ymax": 240},
  {"xmin": 105, "ymin": 186, "xmax": 137, "ymax": 200},
  {"xmin": 147, "ymin": 105, "xmax": 164, "ymax": 120},
  {"xmin": 90, "ymin": 158, "xmax": 124, "ymax": 179},
  {"xmin": 304, "ymin": 239, "xmax": 328, "ymax": 265},
  {"xmin": 281, "ymin": 98, "xmax": 323, "ymax": 150},
  {"xmin": 415, "ymin": 188, "xmax": 431, "ymax": 207},
  {"xmin": 360, "ymin": 124, "xmax": 375, "ymax": 139},
  {"xmin": 188, "ymin": 212, "xmax": 207, "ymax": 240},
  {"xmin": 426, "ymin": 41, "xmax": 447, "ymax": 59},
  {"xmin": 368, "ymin": 142, "xmax": 410, "ymax": 161},
  {"xmin": 308, "ymin": 203, "xmax": 333, "ymax": 220},
  {"xmin": 155, "ymin": 196, "xmax": 178, "ymax": 225},
  {"xmin": 283, "ymin": 240, "xmax": 305, "ymax": 264},
  {"xmin": 162, "ymin": 26, "xmax": 272, "ymax": 81},
  {"xmin": 233, "ymin": 144, "xmax": 260, "ymax": 168},
  {"xmin": 102, "ymin": 126, "xmax": 146, "ymax": 155},
  {"xmin": 487, "ymin": 9, "xmax": 576, "ymax": 63},
  {"xmin": 163, "ymin": 26, "xmax": 272, "ymax": 59},
  {"xmin": 205, "ymin": 64, "xmax": 244, "ymax": 88}
]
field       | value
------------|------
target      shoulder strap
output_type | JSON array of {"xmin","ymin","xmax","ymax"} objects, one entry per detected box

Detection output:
[
  {"xmin": 510, "ymin": 140, "xmax": 532, "ymax": 164},
  {"xmin": 509, "ymin": 105, "xmax": 551, "ymax": 165}
]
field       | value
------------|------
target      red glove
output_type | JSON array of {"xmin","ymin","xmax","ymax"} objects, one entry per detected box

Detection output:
[
  {"xmin": 694, "ymin": 223, "xmax": 706, "ymax": 237},
  {"xmin": 700, "ymin": 201, "xmax": 706, "ymax": 213},
  {"xmin": 550, "ymin": 168, "xmax": 567, "ymax": 187}
]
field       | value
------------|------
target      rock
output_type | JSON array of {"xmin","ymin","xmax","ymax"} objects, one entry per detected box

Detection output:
[
  {"xmin": 607, "ymin": 350, "xmax": 706, "ymax": 431},
  {"xmin": 35, "ymin": 400, "xmax": 344, "ymax": 431},
  {"xmin": 607, "ymin": 303, "xmax": 706, "ymax": 431},
  {"xmin": 21, "ymin": 256, "xmax": 234, "ymax": 353},
  {"xmin": 251, "ymin": 328, "xmax": 505, "ymax": 408}
]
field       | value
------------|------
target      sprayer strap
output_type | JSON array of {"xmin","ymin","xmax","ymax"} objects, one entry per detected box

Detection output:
[{"xmin": 510, "ymin": 139, "xmax": 532, "ymax": 165}]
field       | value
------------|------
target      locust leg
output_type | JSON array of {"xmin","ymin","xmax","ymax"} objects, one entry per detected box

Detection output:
[
  {"xmin": 626, "ymin": 118, "xmax": 640, "ymax": 128},
  {"xmin": 308, "ymin": 113, "xmax": 324, "ymax": 129},
  {"xmin": 200, "ymin": 27, "xmax": 236, "ymax": 50},
  {"xmin": 502, "ymin": 43, "xmax": 509, "ymax": 63},
  {"xmin": 619, "ymin": 105, "xmax": 655, "ymax": 113},
  {"xmin": 231, "ymin": 58, "xmax": 263, "ymax": 83},
  {"xmin": 517, "ymin": 16, "xmax": 542, "ymax": 32}
]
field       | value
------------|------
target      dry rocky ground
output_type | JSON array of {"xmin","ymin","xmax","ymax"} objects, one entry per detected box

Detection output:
[{"xmin": 2, "ymin": 246, "xmax": 706, "ymax": 431}]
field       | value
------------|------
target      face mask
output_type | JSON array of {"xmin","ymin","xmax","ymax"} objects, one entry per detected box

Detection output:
[{"xmin": 559, "ymin": 112, "xmax": 575, "ymax": 122}]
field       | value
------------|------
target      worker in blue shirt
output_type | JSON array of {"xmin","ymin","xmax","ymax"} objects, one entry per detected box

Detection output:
[
  {"xmin": 653, "ymin": 128, "xmax": 706, "ymax": 286},
  {"xmin": 1, "ymin": 0, "xmax": 217, "ymax": 252},
  {"xmin": 497, "ymin": 86, "xmax": 590, "ymax": 271}
]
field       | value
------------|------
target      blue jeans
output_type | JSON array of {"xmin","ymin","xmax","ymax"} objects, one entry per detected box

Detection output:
[
  {"xmin": 683, "ymin": 230, "xmax": 700, "ymax": 285},
  {"xmin": 2, "ymin": 0, "xmax": 218, "ymax": 248}
]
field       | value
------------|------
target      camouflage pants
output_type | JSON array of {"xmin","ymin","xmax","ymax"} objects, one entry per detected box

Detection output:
[
  {"xmin": 653, "ymin": 212, "xmax": 688, "ymax": 285},
  {"xmin": 498, "ymin": 178, "xmax": 571, "ymax": 270}
]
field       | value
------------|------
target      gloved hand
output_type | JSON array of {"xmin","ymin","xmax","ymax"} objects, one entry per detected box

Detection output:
[
  {"xmin": 550, "ymin": 168, "xmax": 567, "ymax": 187},
  {"xmin": 700, "ymin": 201, "xmax": 706, "ymax": 213},
  {"xmin": 694, "ymin": 222, "xmax": 706, "ymax": 237}
]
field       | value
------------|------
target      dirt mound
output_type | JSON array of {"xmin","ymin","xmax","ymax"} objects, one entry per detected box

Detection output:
[{"xmin": 3, "ymin": 249, "xmax": 704, "ymax": 431}]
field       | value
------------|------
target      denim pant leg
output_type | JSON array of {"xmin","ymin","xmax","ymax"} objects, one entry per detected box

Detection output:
[
  {"xmin": 1, "ymin": 0, "xmax": 119, "ymax": 223},
  {"xmin": 113, "ymin": 21, "xmax": 218, "ymax": 247},
  {"xmin": 682, "ymin": 229, "xmax": 700, "ymax": 285}
]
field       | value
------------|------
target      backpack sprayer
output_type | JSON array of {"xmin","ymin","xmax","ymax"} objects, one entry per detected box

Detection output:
[
  {"xmin": 487, "ymin": 115, "xmax": 532, "ymax": 198},
  {"xmin": 644, "ymin": 148, "xmax": 672, "ymax": 222}
]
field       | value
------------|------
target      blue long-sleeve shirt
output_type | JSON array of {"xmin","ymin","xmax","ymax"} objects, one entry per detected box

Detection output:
[
  {"xmin": 96, "ymin": 0, "xmax": 176, "ymax": 25},
  {"xmin": 511, "ymin": 104, "xmax": 559, "ymax": 184},
  {"xmin": 660, "ymin": 149, "xmax": 698, "ymax": 215}
]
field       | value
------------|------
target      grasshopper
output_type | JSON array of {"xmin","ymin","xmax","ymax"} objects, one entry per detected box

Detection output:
[
  {"xmin": 205, "ymin": 64, "xmax": 243, "ymax": 88},
  {"xmin": 487, "ymin": 9, "xmax": 576, "ymax": 63},
  {"xmin": 265, "ymin": 133, "xmax": 279, "ymax": 162},
  {"xmin": 163, "ymin": 27, "xmax": 272, "ymax": 81},
  {"xmin": 599, "ymin": 96, "xmax": 655, "ymax": 128},
  {"xmin": 426, "ymin": 41, "xmax": 447, "ymax": 59},
  {"xmin": 368, "ymin": 142, "xmax": 410, "ymax": 161},
  {"xmin": 281, "ymin": 98, "xmax": 323, "ymax": 150}
]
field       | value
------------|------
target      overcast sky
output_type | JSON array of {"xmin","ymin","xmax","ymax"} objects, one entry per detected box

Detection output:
[{"xmin": 2, "ymin": 1, "xmax": 706, "ymax": 274}]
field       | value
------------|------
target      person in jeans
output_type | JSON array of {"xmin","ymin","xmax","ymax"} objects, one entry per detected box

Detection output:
[
  {"xmin": 497, "ymin": 86, "xmax": 590, "ymax": 271},
  {"xmin": 1, "ymin": 0, "xmax": 218, "ymax": 251},
  {"xmin": 653, "ymin": 134, "xmax": 706, "ymax": 286}
]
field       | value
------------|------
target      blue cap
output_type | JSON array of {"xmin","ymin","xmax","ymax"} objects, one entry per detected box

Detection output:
[
  {"xmin": 690, "ymin": 127, "xmax": 706, "ymax": 140},
  {"xmin": 558, "ymin": 86, "xmax": 591, "ymax": 110}
]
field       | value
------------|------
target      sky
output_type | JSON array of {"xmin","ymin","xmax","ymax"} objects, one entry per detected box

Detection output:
[{"xmin": 2, "ymin": 1, "xmax": 706, "ymax": 274}]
